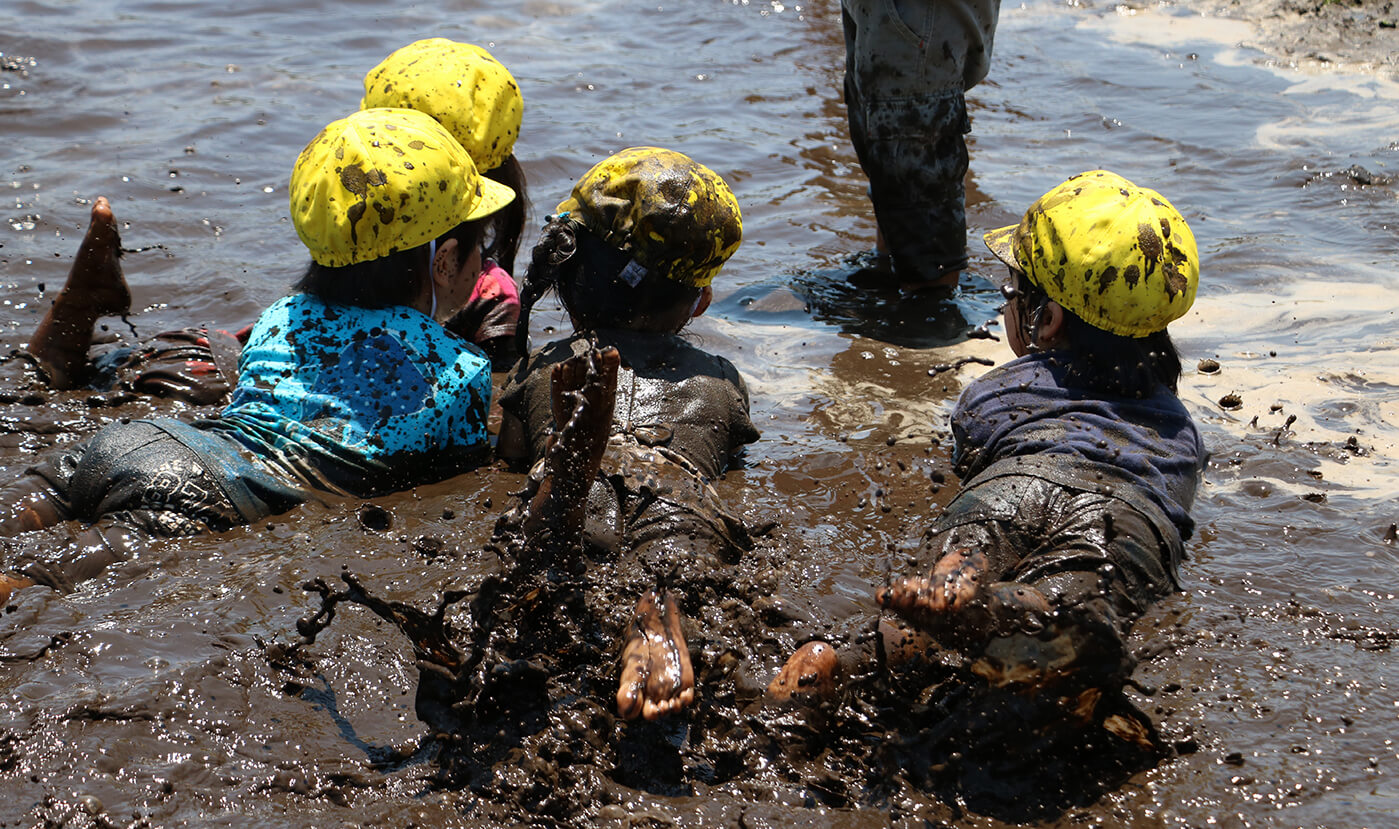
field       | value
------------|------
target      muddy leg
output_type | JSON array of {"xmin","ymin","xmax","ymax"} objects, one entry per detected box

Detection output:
[
  {"xmin": 617, "ymin": 589, "xmax": 695, "ymax": 720},
  {"xmin": 0, "ymin": 475, "xmax": 70, "ymax": 536},
  {"xmin": 27, "ymin": 197, "xmax": 132, "ymax": 388},
  {"xmin": 878, "ymin": 551, "xmax": 1143, "ymax": 692},
  {"xmin": 521, "ymin": 347, "xmax": 619, "ymax": 541},
  {"xmin": 768, "ymin": 640, "xmax": 839, "ymax": 703}
]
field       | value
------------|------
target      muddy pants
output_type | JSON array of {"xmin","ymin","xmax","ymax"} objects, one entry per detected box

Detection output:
[
  {"xmin": 0, "ymin": 418, "xmax": 304, "ymax": 591},
  {"xmin": 918, "ymin": 455, "xmax": 1184, "ymax": 642},
  {"xmin": 842, "ymin": 0, "xmax": 1000, "ymax": 280}
]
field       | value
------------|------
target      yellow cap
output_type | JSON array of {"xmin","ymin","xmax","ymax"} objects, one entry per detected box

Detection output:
[
  {"xmin": 555, "ymin": 146, "xmax": 742, "ymax": 288},
  {"xmin": 290, "ymin": 108, "xmax": 515, "ymax": 268},
  {"xmin": 983, "ymin": 170, "xmax": 1198, "ymax": 337},
  {"xmin": 361, "ymin": 39, "xmax": 523, "ymax": 173}
]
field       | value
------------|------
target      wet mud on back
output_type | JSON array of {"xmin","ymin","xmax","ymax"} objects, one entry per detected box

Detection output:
[{"xmin": 4, "ymin": 0, "xmax": 1399, "ymax": 825}]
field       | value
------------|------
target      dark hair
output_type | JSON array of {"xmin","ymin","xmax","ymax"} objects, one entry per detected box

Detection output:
[
  {"xmin": 295, "ymin": 218, "xmax": 489, "ymax": 309},
  {"xmin": 482, "ymin": 154, "xmax": 529, "ymax": 276},
  {"xmin": 515, "ymin": 216, "xmax": 703, "ymax": 355},
  {"xmin": 1012, "ymin": 271, "xmax": 1182, "ymax": 398}
]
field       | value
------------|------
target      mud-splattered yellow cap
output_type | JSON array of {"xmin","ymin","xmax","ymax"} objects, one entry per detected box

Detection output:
[
  {"xmin": 361, "ymin": 38, "xmax": 523, "ymax": 173},
  {"xmin": 555, "ymin": 146, "xmax": 742, "ymax": 288},
  {"xmin": 983, "ymin": 170, "xmax": 1198, "ymax": 337},
  {"xmin": 290, "ymin": 108, "xmax": 515, "ymax": 268}
]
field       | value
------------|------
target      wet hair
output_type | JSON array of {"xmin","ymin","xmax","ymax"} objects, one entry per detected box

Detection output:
[
  {"xmin": 295, "ymin": 217, "xmax": 489, "ymax": 309},
  {"xmin": 482, "ymin": 154, "xmax": 529, "ymax": 276},
  {"xmin": 1011, "ymin": 269, "xmax": 1182, "ymax": 398},
  {"xmin": 515, "ymin": 215, "xmax": 704, "ymax": 355}
]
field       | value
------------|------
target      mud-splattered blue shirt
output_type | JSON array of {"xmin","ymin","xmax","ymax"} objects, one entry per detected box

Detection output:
[
  {"xmin": 951, "ymin": 352, "xmax": 1205, "ymax": 539},
  {"xmin": 216, "ymin": 294, "xmax": 491, "ymax": 496}
]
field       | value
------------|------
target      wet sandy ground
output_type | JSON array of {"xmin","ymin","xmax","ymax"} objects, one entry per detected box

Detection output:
[{"xmin": 4, "ymin": 0, "xmax": 1399, "ymax": 825}]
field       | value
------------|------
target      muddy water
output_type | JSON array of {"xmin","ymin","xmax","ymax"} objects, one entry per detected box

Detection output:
[{"xmin": 3, "ymin": 0, "xmax": 1399, "ymax": 825}]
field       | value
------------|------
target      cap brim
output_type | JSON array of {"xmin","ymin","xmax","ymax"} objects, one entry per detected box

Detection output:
[
  {"xmin": 465, "ymin": 176, "xmax": 516, "ymax": 222},
  {"xmin": 982, "ymin": 224, "xmax": 1019, "ymax": 288}
]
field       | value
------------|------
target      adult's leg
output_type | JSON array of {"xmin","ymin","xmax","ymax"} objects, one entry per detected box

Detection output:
[
  {"xmin": 842, "ymin": 0, "xmax": 1000, "ymax": 291},
  {"xmin": 27, "ymin": 197, "xmax": 132, "ymax": 388}
]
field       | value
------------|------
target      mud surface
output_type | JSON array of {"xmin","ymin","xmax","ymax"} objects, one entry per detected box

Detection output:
[
  {"xmin": 1189, "ymin": 0, "xmax": 1399, "ymax": 76},
  {"xmin": 4, "ymin": 0, "xmax": 1399, "ymax": 826}
]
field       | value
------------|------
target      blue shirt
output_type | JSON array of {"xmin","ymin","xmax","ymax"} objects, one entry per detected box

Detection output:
[
  {"xmin": 217, "ymin": 294, "xmax": 491, "ymax": 495},
  {"xmin": 951, "ymin": 352, "xmax": 1205, "ymax": 538}
]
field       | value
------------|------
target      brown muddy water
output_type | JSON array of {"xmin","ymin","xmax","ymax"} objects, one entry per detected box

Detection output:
[{"xmin": 3, "ymin": 1, "xmax": 1399, "ymax": 826}]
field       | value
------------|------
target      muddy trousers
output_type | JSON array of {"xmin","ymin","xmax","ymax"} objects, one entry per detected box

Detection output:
[
  {"xmin": 0, "ymin": 418, "xmax": 304, "ymax": 591},
  {"xmin": 842, "ymin": 0, "xmax": 1000, "ymax": 279},
  {"xmin": 918, "ymin": 457, "xmax": 1184, "ymax": 645}
]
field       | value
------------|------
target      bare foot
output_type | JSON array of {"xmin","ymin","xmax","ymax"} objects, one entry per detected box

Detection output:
[
  {"xmin": 521, "ymin": 347, "xmax": 620, "ymax": 539},
  {"xmin": 0, "ymin": 574, "xmax": 35, "ymax": 607},
  {"xmin": 66, "ymin": 198, "xmax": 131, "ymax": 317},
  {"xmin": 27, "ymin": 197, "xmax": 131, "ymax": 387},
  {"xmin": 768, "ymin": 640, "xmax": 839, "ymax": 702},
  {"xmin": 617, "ymin": 589, "xmax": 695, "ymax": 720}
]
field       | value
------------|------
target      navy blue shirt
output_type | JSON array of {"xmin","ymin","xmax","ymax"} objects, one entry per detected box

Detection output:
[{"xmin": 951, "ymin": 352, "xmax": 1205, "ymax": 538}]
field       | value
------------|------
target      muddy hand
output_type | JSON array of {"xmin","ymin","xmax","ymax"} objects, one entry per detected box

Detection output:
[
  {"xmin": 617, "ymin": 589, "xmax": 695, "ymax": 721},
  {"xmin": 768, "ymin": 640, "xmax": 839, "ymax": 702}
]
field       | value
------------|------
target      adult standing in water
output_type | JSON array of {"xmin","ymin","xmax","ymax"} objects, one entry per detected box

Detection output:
[{"xmin": 841, "ymin": 0, "xmax": 1001, "ymax": 291}]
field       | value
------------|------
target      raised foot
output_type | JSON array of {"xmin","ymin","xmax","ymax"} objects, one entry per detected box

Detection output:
[
  {"xmin": 768, "ymin": 640, "xmax": 838, "ymax": 702},
  {"xmin": 67, "ymin": 197, "xmax": 131, "ymax": 318},
  {"xmin": 522, "ymin": 346, "xmax": 620, "ymax": 538},
  {"xmin": 617, "ymin": 589, "xmax": 694, "ymax": 721}
]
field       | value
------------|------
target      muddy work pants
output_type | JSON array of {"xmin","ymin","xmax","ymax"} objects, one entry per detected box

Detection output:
[
  {"xmin": 842, "ymin": 0, "xmax": 1000, "ymax": 281},
  {"xmin": 916, "ymin": 456, "xmax": 1184, "ymax": 643},
  {"xmin": 0, "ymin": 418, "xmax": 305, "ymax": 591}
]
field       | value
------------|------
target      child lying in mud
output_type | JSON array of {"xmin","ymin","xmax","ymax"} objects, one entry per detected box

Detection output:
[
  {"xmin": 0, "ymin": 108, "xmax": 514, "ymax": 604},
  {"xmin": 7, "ymin": 39, "xmax": 528, "ymax": 406},
  {"xmin": 774, "ymin": 171, "xmax": 1206, "ymax": 711},
  {"xmin": 497, "ymin": 147, "xmax": 758, "ymax": 720}
]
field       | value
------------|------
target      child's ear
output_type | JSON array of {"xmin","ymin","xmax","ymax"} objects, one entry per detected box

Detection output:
[
  {"xmin": 692, "ymin": 286, "xmax": 713, "ymax": 318},
  {"xmin": 433, "ymin": 238, "xmax": 459, "ymax": 288},
  {"xmin": 1037, "ymin": 300, "xmax": 1067, "ymax": 347}
]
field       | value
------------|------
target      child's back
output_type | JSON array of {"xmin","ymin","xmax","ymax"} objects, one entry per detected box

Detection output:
[
  {"xmin": 497, "ymin": 147, "xmax": 757, "ymax": 721},
  {"xmin": 501, "ymin": 328, "xmax": 756, "ymax": 481}
]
